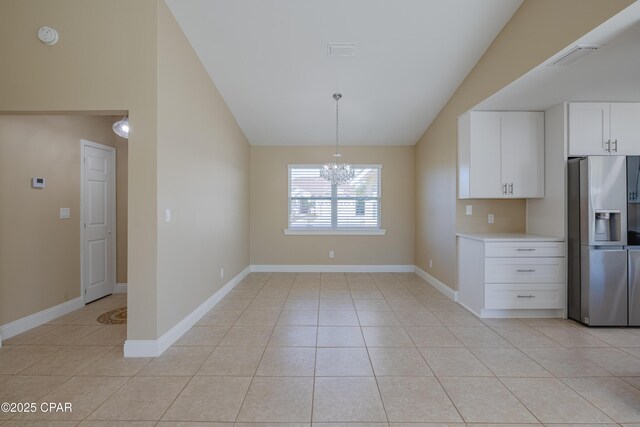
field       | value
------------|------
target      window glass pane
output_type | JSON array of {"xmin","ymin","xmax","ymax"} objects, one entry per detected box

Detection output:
[
  {"xmin": 290, "ymin": 168, "xmax": 332, "ymax": 198},
  {"xmin": 289, "ymin": 198, "xmax": 332, "ymax": 227},
  {"xmin": 335, "ymin": 168, "xmax": 379, "ymax": 198},
  {"xmin": 336, "ymin": 199, "xmax": 379, "ymax": 228}
]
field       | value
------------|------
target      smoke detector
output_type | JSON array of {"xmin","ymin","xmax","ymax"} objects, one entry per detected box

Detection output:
[
  {"xmin": 548, "ymin": 44, "xmax": 600, "ymax": 66},
  {"xmin": 37, "ymin": 26, "xmax": 59, "ymax": 45},
  {"xmin": 328, "ymin": 43, "xmax": 356, "ymax": 57}
]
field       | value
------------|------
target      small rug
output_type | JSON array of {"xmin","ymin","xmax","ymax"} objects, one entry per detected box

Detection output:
[{"xmin": 97, "ymin": 306, "xmax": 127, "ymax": 325}]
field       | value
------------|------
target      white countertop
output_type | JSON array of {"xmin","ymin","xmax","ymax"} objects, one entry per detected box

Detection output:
[{"xmin": 456, "ymin": 232, "xmax": 564, "ymax": 242}]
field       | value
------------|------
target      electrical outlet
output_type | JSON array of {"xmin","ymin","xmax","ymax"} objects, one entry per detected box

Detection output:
[
  {"xmin": 165, "ymin": 208, "xmax": 172, "ymax": 223},
  {"xmin": 429, "ymin": 259, "xmax": 433, "ymax": 268},
  {"xmin": 488, "ymin": 213, "xmax": 495, "ymax": 224},
  {"xmin": 220, "ymin": 268, "xmax": 224, "ymax": 279},
  {"xmin": 329, "ymin": 251, "xmax": 335, "ymax": 258},
  {"xmin": 465, "ymin": 205, "xmax": 473, "ymax": 215}
]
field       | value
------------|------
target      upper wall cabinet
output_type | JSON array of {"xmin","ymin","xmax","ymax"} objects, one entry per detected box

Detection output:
[
  {"xmin": 568, "ymin": 102, "xmax": 640, "ymax": 156},
  {"xmin": 458, "ymin": 111, "xmax": 544, "ymax": 199}
]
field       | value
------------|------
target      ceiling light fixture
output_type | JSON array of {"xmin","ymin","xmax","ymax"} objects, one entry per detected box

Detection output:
[
  {"xmin": 112, "ymin": 116, "xmax": 129, "ymax": 139},
  {"xmin": 320, "ymin": 93, "xmax": 354, "ymax": 186}
]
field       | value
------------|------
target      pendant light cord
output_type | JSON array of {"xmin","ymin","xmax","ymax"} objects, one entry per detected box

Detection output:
[{"xmin": 334, "ymin": 93, "xmax": 342, "ymax": 157}]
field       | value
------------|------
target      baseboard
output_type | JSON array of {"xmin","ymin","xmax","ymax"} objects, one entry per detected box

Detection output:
[
  {"xmin": 413, "ymin": 266, "xmax": 458, "ymax": 301},
  {"xmin": 0, "ymin": 297, "xmax": 84, "ymax": 345},
  {"xmin": 481, "ymin": 308, "xmax": 565, "ymax": 318},
  {"xmin": 250, "ymin": 264, "xmax": 415, "ymax": 273},
  {"xmin": 114, "ymin": 283, "xmax": 127, "ymax": 293},
  {"xmin": 123, "ymin": 265, "xmax": 250, "ymax": 357}
]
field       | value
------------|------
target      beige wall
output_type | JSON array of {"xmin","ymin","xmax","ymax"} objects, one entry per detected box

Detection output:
[
  {"xmin": 251, "ymin": 145, "xmax": 415, "ymax": 266},
  {"xmin": 0, "ymin": 0, "xmax": 159, "ymax": 339},
  {"xmin": 114, "ymin": 133, "xmax": 128, "ymax": 284},
  {"xmin": 156, "ymin": 2, "xmax": 250, "ymax": 336},
  {"xmin": 415, "ymin": 0, "xmax": 633, "ymax": 290},
  {"xmin": 0, "ymin": 115, "xmax": 126, "ymax": 325}
]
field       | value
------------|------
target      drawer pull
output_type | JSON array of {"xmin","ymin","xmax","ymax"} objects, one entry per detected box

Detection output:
[
  {"xmin": 516, "ymin": 248, "xmax": 536, "ymax": 252},
  {"xmin": 517, "ymin": 294, "xmax": 535, "ymax": 298},
  {"xmin": 516, "ymin": 269, "xmax": 536, "ymax": 273}
]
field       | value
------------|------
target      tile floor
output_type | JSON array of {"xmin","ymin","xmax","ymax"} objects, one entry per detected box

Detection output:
[{"xmin": 1, "ymin": 272, "xmax": 640, "ymax": 425}]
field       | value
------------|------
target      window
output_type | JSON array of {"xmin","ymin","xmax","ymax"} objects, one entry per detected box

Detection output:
[{"xmin": 288, "ymin": 165, "xmax": 382, "ymax": 233}]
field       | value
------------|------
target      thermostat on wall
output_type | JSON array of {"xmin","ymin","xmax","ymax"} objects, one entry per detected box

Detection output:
[{"xmin": 32, "ymin": 177, "xmax": 46, "ymax": 188}]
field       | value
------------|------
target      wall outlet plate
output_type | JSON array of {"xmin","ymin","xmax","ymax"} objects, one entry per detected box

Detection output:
[
  {"xmin": 465, "ymin": 205, "xmax": 473, "ymax": 215},
  {"xmin": 488, "ymin": 213, "xmax": 495, "ymax": 224}
]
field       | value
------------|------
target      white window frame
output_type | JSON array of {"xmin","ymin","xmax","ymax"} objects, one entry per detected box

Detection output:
[{"xmin": 284, "ymin": 164, "xmax": 386, "ymax": 236}]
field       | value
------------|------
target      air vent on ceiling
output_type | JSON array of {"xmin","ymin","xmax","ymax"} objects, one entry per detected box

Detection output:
[
  {"xmin": 549, "ymin": 44, "xmax": 600, "ymax": 66},
  {"xmin": 328, "ymin": 42, "xmax": 356, "ymax": 57}
]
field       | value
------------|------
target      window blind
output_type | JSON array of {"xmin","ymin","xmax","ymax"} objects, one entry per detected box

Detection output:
[{"xmin": 289, "ymin": 165, "xmax": 381, "ymax": 229}]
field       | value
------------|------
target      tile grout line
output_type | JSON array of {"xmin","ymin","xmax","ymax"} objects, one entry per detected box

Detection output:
[
  {"xmin": 390, "ymin": 272, "xmax": 466, "ymax": 424},
  {"xmin": 232, "ymin": 272, "xmax": 277, "ymax": 423},
  {"xmin": 354, "ymin": 273, "xmax": 391, "ymax": 424}
]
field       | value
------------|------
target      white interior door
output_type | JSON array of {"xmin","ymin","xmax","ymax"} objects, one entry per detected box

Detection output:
[{"xmin": 82, "ymin": 141, "xmax": 116, "ymax": 303}]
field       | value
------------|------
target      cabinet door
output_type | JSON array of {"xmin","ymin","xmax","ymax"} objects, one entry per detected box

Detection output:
[
  {"xmin": 469, "ymin": 112, "xmax": 502, "ymax": 198},
  {"xmin": 501, "ymin": 112, "xmax": 544, "ymax": 198},
  {"xmin": 610, "ymin": 103, "xmax": 640, "ymax": 155},
  {"xmin": 568, "ymin": 103, "xmax": 610, "ymax": 156}
]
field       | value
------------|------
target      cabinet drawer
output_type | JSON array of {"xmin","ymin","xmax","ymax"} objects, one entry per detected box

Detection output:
[
  {"xmin": 485, "ymin": 241, "xmax": 564, "ymax": 258},
  {"xmin": 485, "ymin": 283, "xmax": 564, "ymax": 309},
  {"xmin": 485, "ymin": 257, "xmax": 565, "ymax": 283}
]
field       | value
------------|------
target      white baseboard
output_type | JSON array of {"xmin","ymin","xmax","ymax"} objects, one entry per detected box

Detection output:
[
  {"xmin": 456, "ymin": 298, "xmax": 481, "ymax": 317},
  {"xmin": 481, "ymin": 308, "xmax": 565, "ymax": 318},
  {"xmin": 413, "ymin": 266, "xmax": 458, "ymax": 301},
  {"xmin": 0, "ymin": 297, "xmax": 84, "ymax": 346},
  {"xmin": 124, "ymin": 266, "xmax": 250, "ymax": 357},
  {"xmin": 250, "ymin": 264, "xmax": 415, "ymax": 273},
  {"xmin": 114, "ymin": 283, "xmax": 127, "ymax": 293}
]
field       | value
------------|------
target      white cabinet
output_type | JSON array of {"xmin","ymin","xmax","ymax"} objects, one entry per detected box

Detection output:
[
  {"xmin": 457, "ymin": 234, "xmax": 566, "ymax": 318},
  {"xmin": 458, "ymin": 111, "xmax": 544, "ymax": 199},
  {"xmin": 568, "ymin": 102, "xmax": 640, "ymax": 156}
]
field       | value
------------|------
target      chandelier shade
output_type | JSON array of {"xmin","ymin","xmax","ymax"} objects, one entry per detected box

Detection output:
[{"xmin": 112, "ymin": 116, "xmax": 129, "ymax": 139}]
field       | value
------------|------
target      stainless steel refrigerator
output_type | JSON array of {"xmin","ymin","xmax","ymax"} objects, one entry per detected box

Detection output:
[{"xmin": 568, "ymin": 156, "xmax": 628, "ymax": 326}]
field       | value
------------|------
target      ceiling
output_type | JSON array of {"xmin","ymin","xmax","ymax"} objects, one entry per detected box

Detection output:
[
  {"xmin": 166, "ymin": 0, "xmax": 523, "ymax": 146},
  {"xmin": 476, "ymin": 2, "xmax": 640, "ymax": 111}
]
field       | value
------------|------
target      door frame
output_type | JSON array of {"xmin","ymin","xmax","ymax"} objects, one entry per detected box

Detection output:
[{"xmin": 80, "ymin": 139, "xmax": 117, "ymax": 304}]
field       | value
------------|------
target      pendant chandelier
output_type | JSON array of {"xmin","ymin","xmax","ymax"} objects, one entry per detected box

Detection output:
[{"xmin": 320, "ymin": 93, "xmax": 355, "ymax": 185}]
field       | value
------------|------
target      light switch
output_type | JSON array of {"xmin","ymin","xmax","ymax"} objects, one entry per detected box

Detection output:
[
  {"xmin": 60, "ymin": 208, "xmax": 71, "ymax": 219},
  {"xmin": 165, "ymin": 208, "xmax": 172, "ymax": 223}
]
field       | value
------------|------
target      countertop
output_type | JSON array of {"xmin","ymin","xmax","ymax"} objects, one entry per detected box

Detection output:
[{"xmin": 456, "ymin": 232, "xmax": 564, "ymax": 242}]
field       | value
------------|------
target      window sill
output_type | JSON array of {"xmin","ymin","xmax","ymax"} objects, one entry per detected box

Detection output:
[{"xmin": 283, "ymin": 228, "xmax": 386, "ymax": 236}]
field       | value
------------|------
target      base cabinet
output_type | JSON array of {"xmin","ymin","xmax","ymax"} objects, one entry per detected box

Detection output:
[{"xmin": 457, "ymin": 235, "xmax": 566, "ymax": 318}]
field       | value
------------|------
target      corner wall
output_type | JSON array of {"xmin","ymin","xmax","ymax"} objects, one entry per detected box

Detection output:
[
  {"xmin": 156, "ymin": 1, "xmax": 250, "ymax": 336},
  {"xmin": 415, "ymin": 0, "xmax": 634, "ymax": 290}
]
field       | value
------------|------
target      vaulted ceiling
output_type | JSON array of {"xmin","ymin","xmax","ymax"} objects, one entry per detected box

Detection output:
[{"xmin": 166, "ymin": 0, "xmax": 523, "ymax": 145}]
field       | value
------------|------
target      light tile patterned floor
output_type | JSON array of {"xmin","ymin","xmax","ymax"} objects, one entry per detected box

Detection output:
[{"xmin": 1, "ymin": 273, "xmax": 640, "ymax": 425}]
